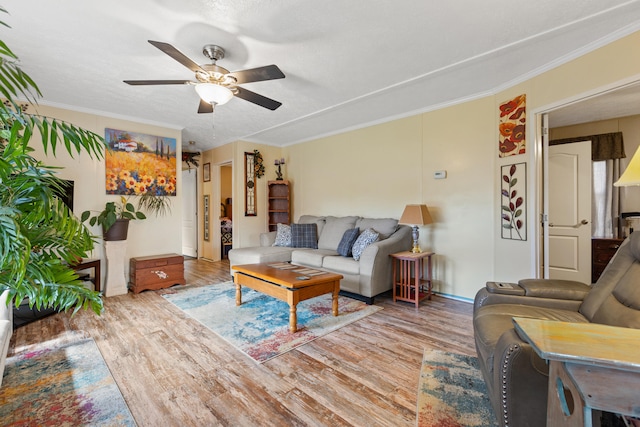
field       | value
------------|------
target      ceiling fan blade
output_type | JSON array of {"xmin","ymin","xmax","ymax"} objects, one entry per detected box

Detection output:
[
  {"xmin": 235, "ymin": 87, "xmax": 282, "ymax": 110},
  {"xmin": 228, "ymin": 65, "xmax": 285, "ymax": 84},
  {"xmin": 197, "ymin": 99, "xmax": 214, "ymax": 114},
  {"xmin": 148, "ymin": 40, "xmax": 206, "ymax": 73},
  {"xmin": 124, "ymin": 80, "xmax": 192, "ymax": 85}
]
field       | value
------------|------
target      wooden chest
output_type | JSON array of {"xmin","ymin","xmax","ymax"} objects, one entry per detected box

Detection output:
[{"xmin": 129, "ymin": 253, "xmax": 186, "ymax": 293}]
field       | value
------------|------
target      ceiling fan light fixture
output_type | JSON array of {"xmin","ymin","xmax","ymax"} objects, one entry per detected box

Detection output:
[{"xmin": 195, "ymin": 83, "xmax": 233, "ymax": 106}]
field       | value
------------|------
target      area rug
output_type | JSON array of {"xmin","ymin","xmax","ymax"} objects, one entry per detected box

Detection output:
[
  {"xmin": 161, "ymin": 282, "xmax": 382, "ymax": 363},
  {"xmin": 0, "ymin": 331, "xmax": 136, "ymax": 426},
  {"xmin": 416, "ymin": 349, "xmax": 498, "ymax": 427}
]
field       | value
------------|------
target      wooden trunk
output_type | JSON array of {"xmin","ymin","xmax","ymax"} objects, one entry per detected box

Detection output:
[{"xmin": 129, "ymin": 253, "xmax": 185, "ymax": 293}]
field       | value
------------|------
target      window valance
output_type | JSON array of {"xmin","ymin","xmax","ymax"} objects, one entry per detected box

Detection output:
[{"xmin": 549, "ymin": 132, "xmax": 625, "ymax": 161}]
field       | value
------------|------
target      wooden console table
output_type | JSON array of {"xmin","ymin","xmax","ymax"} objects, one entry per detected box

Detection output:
[
  {"xmin": 71, "ymin": 258, "xmax": 101, "ymax": 293},
  {"xmin": 390, "ymin": 251, "xmax": 434, "ymax": 308},
  {"xmin": 513, "ymin": 317, "xmax": 640, "ymax": 427}
]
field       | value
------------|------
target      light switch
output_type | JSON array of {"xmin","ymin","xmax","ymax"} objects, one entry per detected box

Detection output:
[{"xmin": 434, "ymin": 170, "xmax": 447, "ymax": 179}]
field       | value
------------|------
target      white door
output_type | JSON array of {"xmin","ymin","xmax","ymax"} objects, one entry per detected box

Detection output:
[
  {"xmin": 546, "ymin": 140, "xmax": 592, "ymax": 283},
  {"xmin": 181, "ymin": 168, "xmax": 198, "ymax": 257}
]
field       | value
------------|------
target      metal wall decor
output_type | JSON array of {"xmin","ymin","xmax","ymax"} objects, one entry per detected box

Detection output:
[
  {"xmin": 501, "ymin": 162, "xmax": 527, "ymax": 240},
  {"xmin": 203, "ymin": 195, "xmax": 210, "ymax": 241},
  {"xmin": 244, "ymin": 152, "xmax": 257, "ymax": 216}
]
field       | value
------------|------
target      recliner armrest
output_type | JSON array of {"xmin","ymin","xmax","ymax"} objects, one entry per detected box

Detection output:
[
  {"xmin": 486, "ymin": 281, "xmax": 525, "ymax": 295},
  {"xmin": 518, "ymin": 279, "xmax": 590, "ymax": 301}
]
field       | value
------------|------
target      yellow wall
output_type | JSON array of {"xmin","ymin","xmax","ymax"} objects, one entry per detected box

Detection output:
[
  {"xmin": 29, "ymin": 104, "xmax": 183, "ymax": 285},
  {"xmin": 205, "ymin": 30, "xmax": 640, "ymax": 300}
]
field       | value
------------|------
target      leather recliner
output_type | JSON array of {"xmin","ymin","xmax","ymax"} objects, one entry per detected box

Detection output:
[{"xmin": 473, "ymin": 231, "xmax": 640, "ymax": 427}]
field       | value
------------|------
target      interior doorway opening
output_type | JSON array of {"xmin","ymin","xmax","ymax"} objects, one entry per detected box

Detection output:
[{"xmin": 220, "ymin": 163, "xmax": 233, "ymax": 259}]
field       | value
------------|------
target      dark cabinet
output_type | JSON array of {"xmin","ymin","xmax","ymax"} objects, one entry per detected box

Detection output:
[{"xmin": 592, "ymin": 238, "xmax": 624, "ymax": 283}]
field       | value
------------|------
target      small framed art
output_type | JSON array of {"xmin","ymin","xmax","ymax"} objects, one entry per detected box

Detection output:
[{"xmin": 203, "ymin": 163, "xmax": 211, "ymax": 182}]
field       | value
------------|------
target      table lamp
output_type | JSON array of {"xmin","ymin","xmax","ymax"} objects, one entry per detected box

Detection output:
[
  {"xmin": 614, "ymin": 146, "xmax": 640, "ymax": 186},
  {"xmin": 399, "ymin": 204, "xmax": 433, "ymax": 253}
]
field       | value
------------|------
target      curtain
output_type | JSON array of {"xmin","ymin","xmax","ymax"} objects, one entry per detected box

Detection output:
[
  {"xmin": 550, "ymin": 132, "xmax": 625, "ymax": 160},
  {"xmin": 592, "ymin": 159, "xmax": 621, "ymax": 238},
  {"xmin": 550, "ymin": 132, "xmax": 625, "ymax": 238}
]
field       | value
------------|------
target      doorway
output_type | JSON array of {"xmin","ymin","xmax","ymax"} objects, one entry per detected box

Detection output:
[
  {"xmin": 537, "ymin": 78, "xmax": 640, "ymax": 281},
  {"xmin": 220, "ymin": 163, "xmax": 232, "ymax": 259},
  {"xmin": 181, "ymin": 167, "xmax": 198, "ymax": 258}
]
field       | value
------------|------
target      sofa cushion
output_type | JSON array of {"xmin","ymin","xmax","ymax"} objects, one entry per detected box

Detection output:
[
  {"xmin": 355, "ymin": 218, "xmax": 398, "ymax": 240},
  {"xmin": 323, "ymin": 255, "xmax": 360, "ymax": 275},
  {"xmin": 273, "ymin": 223, "xmax": 292, "ymax": 247},
  {"xmin": 337, "ymin": 227, "xmax": 360, "ymax": 257},
  {"xmin": 291, "ymin": 223, "xmax": 318, "ymax": 249},
  {"xmin": 351, "ymin": 228, "xmax": 379, "ymax": 261},
  {"xmin": 292, "ymin": 249, "xmax": 338, "ymax": 268},
  {"xmin": 229, "ymin": 246, "xmax": 295, "ymax": 266},
  {"xmin": 318, "ymin": 216, "xmax": 359, "ymax": 250},
  {"xmin": 298, "ymin": 215, "xmax": 326, "ymax": 236}
]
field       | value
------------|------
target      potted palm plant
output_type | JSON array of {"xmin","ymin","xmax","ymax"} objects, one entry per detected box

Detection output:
[{"xmin": 0, "ymin": 7, "xmax": 105, "ymax": 315}]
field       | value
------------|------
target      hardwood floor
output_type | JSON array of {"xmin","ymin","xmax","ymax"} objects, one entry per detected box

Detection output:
[{"xmin": 9, "ymin": 258, "xmax": 476, "ymax": 427}]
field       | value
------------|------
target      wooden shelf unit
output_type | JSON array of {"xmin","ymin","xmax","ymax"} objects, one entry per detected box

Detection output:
[{"xmin": 268, "ymin": 180, "xmax": 290, "ymax": 231}]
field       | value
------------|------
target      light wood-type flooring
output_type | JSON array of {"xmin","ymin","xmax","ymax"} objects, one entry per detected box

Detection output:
[{"xmin": 9, "ymin": 258, "xmax": 476, "ymax": 427}]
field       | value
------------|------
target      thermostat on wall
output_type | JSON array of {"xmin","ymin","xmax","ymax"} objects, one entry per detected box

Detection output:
[{"xmin": 434, "ymin": 170, "xmax": 447, "ymax": 179}]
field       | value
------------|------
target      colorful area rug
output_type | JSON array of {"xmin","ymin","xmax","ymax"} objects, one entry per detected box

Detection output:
[
  {"xmin": 417, "ymin": 349, "xmax": 498, "ymax": 427},
  {"xmin": 0, "ymin": 331, "xmax": 136, "ymax": 426},
  {"xmin": 161, "ymin": 282, "xmax": 382, "ymax": 363}
]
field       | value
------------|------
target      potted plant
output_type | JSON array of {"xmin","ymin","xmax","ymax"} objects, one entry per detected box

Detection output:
[
  {"xmin": 0, "ymin": 7, "xmax": 105, "ymax": 314},
  {"xmin": 81, "ymin": 196, "xmax": 147, "ymax": 241}
]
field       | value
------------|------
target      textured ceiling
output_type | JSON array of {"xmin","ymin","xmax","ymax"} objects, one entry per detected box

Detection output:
[{"xmin": 3, "ymin": 0, "xmax": 640, "ymax": 152}]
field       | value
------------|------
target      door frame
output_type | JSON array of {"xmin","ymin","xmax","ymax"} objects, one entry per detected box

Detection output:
[{"xmin": 533, "ymin": 75, "xmax": 640, "ymax": 278}]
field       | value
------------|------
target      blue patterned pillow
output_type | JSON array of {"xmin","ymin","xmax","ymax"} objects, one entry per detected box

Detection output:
[
  {"xmin": 351, "ymin": 228, "xmax": 379, "ymax": 261},
  {"xmin": 337, "ymin": 227, "xmax": 360, "ymax": 257},
  {"xmin": 273, "ymin": 223, "xmax": 292, "ymax": 247},
  {"xmin": 291, "ymin": 223, "xmax": 318, "ymax": 249}
]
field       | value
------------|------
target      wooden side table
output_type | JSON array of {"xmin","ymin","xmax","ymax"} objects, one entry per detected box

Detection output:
[
  {"xmin": 513, "ymin": 317, "xmax": 640, "ymax": 427},
  {"xmin": 71, "ymin": 258, "xmax": 101, "ymax": 293},
  {"xmin": 390, "ymin": 251, "xmax": 434, "ymax": 308}
]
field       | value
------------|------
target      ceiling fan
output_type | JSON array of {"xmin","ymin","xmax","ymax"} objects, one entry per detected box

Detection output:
[{"xmin": 124, "ymin": 40, "xmax": 285, "ymax": 113}]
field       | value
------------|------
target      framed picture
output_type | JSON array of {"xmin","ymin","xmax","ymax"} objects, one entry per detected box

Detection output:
[
  {"xmin": 501, "ymin": 162, "xmax": 527, "ymax": 240},
  {"xmin": 104, "ymin": 128, "xmax": 177, "ymax": 196},
  {"xmin": 203, "ymin": 195, "xmax": 210, "ymax": 241},
  {"xmin": 203, "ymin": 163, "xmax": 211, "ymax": 182},
  {"xmin": 244, "ymin": 152, "xmax": 257, "ymax": 216},
  {"xmin": 498, "ymin": 94, "xmax": 526, "ymax": 158}
]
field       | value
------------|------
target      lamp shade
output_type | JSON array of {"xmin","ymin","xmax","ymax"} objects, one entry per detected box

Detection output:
[
  {"xmin": 399, "ymin": 204, "xmax": 433, "ymax": 225},
  {"xmin": 615, "ymin": 146, "xmax": 640, "ymax": 186},
  {"xmin": 195, "ymin": 83, "xmax": 234, "ymax": 106}
]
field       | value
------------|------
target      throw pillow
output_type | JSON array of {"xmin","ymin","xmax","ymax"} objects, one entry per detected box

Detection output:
[
  {"xmin": 351, "ymin": 228, "xmax": 380, "ymax": 261},
  {"xmin": 291, "ymin": 223, "xmax": 318, "ymax": 249},
  {"xmin": 273, "ymin": 223, "xmax": 292, "ymax": 247},
  {"xmin": 337, "ymin": 227, "xmax": 360, "ymax": 257}
]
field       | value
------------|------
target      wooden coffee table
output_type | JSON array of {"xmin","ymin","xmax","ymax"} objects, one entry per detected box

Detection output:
[{"xmin": 232, "ymin": 263, "xmax": 343, "ymax": 333}]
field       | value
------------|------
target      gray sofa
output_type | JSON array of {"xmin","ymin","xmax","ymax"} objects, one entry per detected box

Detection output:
[
  {"xmin": 473, "ymin": 231, "xmax": 640, "ymax": 427},
  {"xmin": 228, "ymin": 215, "xmax": 412, "ymax": 303}
]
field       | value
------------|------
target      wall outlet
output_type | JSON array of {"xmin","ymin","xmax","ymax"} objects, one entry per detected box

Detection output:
[{"xmin": 434, "ymin": 170, "xmax": 447, "ymax": 179}]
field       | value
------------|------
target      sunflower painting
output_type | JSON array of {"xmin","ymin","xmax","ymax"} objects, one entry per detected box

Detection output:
[
  {"xmin": 104, "ymin": 128, "xmax": 177, "ymax": 196},
  {"xmin": 498, "ymin": 94, "xmax": 526, "ymax": 157}
]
